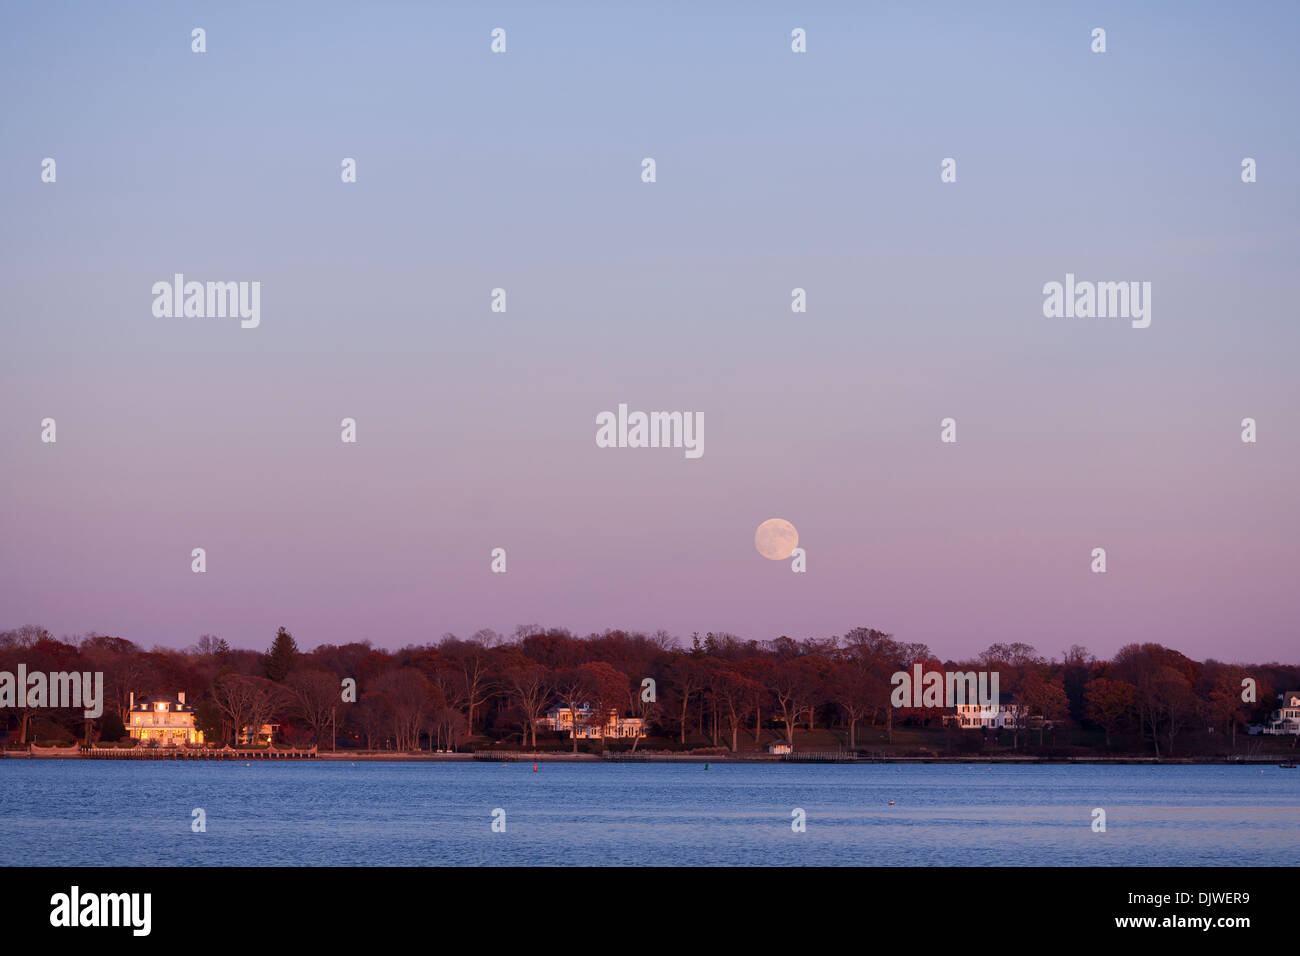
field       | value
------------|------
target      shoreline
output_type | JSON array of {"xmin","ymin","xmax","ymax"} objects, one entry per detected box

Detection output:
[
  {"xmin": 317, "ymin": 753, "xmax": 1299, "ymax": 765},
  {"xmin": 7, "ymin": 749, "xmax": 1289, "ymax": 764},
  {"xmin": 6, "ymin": 748, "xmax": 1295, "ymax": 765}
]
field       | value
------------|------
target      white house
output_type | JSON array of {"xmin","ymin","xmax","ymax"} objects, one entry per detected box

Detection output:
[
  {"xmin": 127, "ymin": 692, "xmax": 203, "ymax": 746},
  {"xmin": 540, "ymin": 704, "xmax": 645, "ymax": 740},
  {"xmin": 1260, "ymin": 691, "xmax": 1300, "ymax": 736},
  {"xmin": 943, "ymin": 694, "xmax": 1028, "ymax": 729}
]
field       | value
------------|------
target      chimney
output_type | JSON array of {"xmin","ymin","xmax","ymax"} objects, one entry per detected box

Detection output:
[
  {"xmin": 129, "ymin": 691, "xmax": 134, "ymax": 710},
  {"xmin": 178, "ymin": 691, "xmax": 186, "ymax": 706}
]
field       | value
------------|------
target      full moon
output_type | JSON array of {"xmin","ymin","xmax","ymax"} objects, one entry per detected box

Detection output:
[{"xmin": 755, "ymin": 518, "xmax": 798, "ymax": 560}]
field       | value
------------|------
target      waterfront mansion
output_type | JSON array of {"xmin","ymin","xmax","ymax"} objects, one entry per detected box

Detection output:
[
  {"xmin": 540, "ymin": 704, "xmax": 645, "ymax": 740},
  {"xmin": 943, "ymin": 694, "xmax": 1029, "ymax": 729},
  {"xmin": 127, "ymin": 692, "xmax": 204, "ymax": 745},
  {"xmin": 1260, "ymin": 691, "xmax": 1300, "ymax": 736}
]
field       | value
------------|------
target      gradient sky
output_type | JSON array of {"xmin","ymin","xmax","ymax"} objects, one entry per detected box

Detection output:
[{"xmin": 2, "ymin": 1, "xmax": 1297, "ymax": 662}]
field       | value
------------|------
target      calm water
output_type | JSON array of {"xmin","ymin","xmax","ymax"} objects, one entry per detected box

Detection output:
[{"xmin": 1, "ymin": 761, "xmax": 1296, "ymax": 866}]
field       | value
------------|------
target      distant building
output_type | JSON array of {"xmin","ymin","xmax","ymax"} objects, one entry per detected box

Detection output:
[
  {"xmin": 1261, "ymin": 691, "xmax": 1300, "ymax": 736},
  {"xmin": 128, "ymin": 692, "xmax": 203, "ymax": 746},
  {"xmin": 540, "ymin": 704, "xmax": 644, "ymax": 740},
  {"xmin": 768, "ymin": 741, "xmax": 793, "ymax": 755},
  {"xmin": 943, "ymin": 693, "xmax": 1028, "ymax": 729},
  {"xmin": 237, "ymin": 723, "xmax": 278, "ymax": 746}
]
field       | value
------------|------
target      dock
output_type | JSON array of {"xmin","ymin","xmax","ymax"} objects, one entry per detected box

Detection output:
[{"xmin": 77, "ymin": 746, "xmax": 317, "ymax": 760}]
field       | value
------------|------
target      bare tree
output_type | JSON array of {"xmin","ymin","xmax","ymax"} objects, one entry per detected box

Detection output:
[
  {"xmin": 505, "ymin": 664, "xmax": 550, "ymax": 749},
  {"xmin": 442, "ymin": 637, "xmax": 496, "ymax": 736},
  {"xmin": 0, "ymin": 626, "xmax": 53, "ymax": 743},
  {"xmin": 289, "ymin": 669, "xmax": 339, "ymax": 747},
  {"xmin": 357, "ymin": 695, "xmax": 389, "ymax": 750},
  {"xmin": 245, "ymin": 677, "xmax": 286, "ymax": 746},
  {"xmin": 210, "ymin": 674, "xmax": 275, "ymax": 747},
  {"xmin": 768, "ymin": 658, "xmax": 818, "ymax": 745},
  {"xmin": 375, "ymin": 669, "xmax": 429, "ymax": 751},
  {"xmin": 666, "ymin": 656, "xmax": 706, "ymax": 745},
  {"xmin": 712, "ymin": 667, "xmax": 760, "ymax": 752},
  {"xmin": 553, "ymin": 669, "xmax": 593, "ymax": 754}
]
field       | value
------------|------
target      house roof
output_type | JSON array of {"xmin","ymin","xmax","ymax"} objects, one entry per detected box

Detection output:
[
  {"xmin": 129, "ymin": 694, "xmax": 195, "ymax": 714},
  {"xmin": 960, "ymin": 694, "xmax": 1015, "ymax": 706}
]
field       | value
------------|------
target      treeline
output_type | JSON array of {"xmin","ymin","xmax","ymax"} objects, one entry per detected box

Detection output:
[{"xmin": 1, "ymin": 623, "xmax": 1296, "ymax": 756}]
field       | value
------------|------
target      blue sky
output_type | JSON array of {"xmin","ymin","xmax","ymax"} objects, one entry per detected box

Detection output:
[{"xmin": 1, "ymin": 1, "xmax": 1297, "ymax": 660}]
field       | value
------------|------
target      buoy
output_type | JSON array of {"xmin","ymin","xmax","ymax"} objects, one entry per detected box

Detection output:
[
  {"xmin": 889, "ymin": 800, "xmax": 895, "ymax": 805},
  {"xmin": 533, "ymin": 763, "xmax": 537, "ymax": 772},
  {"xmin": 705, "ymin": 763, "xmax": 709, "ymax": 770}
]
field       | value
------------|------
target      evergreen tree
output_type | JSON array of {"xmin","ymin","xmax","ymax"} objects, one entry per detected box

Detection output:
[{"xmin": 264, "ymin": 626, "xmax": 299, "ymax": 682}]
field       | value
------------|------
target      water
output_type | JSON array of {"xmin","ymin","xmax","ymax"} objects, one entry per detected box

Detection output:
[{"xmin": 1, "ymin": 761, "xmax": 1296, "ymax": 866}]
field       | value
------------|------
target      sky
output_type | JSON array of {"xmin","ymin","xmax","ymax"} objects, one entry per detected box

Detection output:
[{"xmin": 1, "ymin": 1, "xmax": 1297, "ymax": 662}]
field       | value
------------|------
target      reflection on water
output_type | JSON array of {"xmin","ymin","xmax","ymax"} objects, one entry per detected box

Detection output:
[{"xmin": 1, "ymin": 761, "xmax": 1295, "ymax": 866}]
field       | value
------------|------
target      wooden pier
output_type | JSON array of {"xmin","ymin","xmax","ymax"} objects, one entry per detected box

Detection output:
[
  {"xmin": 78, "ymin": 746, "xmax": 317, "ymax": 760},
  {"xmin": 781, "ymin": 751, "xmax": 864, "ymax": 763}
]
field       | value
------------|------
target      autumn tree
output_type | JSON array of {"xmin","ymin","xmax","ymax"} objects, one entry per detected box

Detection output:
[
  {"xmin": 1203, "ymin": 662, "xmax": 1253, "ymax": 751},
  {"xmin": 1019, "ymin": 671, "xmax": 1070, "ymax": 746},
  {"xmin": 579, "ymin": 661, "xmax": 629, "ymax": 752},
  {"xmin": 1084, "ymin": 677, "xmax": 1136, "ymax": 748},
  {"xmin": 1151, "ymin": 665, "xmax": 1200, "ymax": 756},
  {"xmin": 1113, "ymin": 644, "xmax": 1201, "ymax": 757}
]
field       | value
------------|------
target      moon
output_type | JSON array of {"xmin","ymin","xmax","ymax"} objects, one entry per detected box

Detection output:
[{"xmin": 755, "ymin": 518, "xmax": 798, "ymax": 560}]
